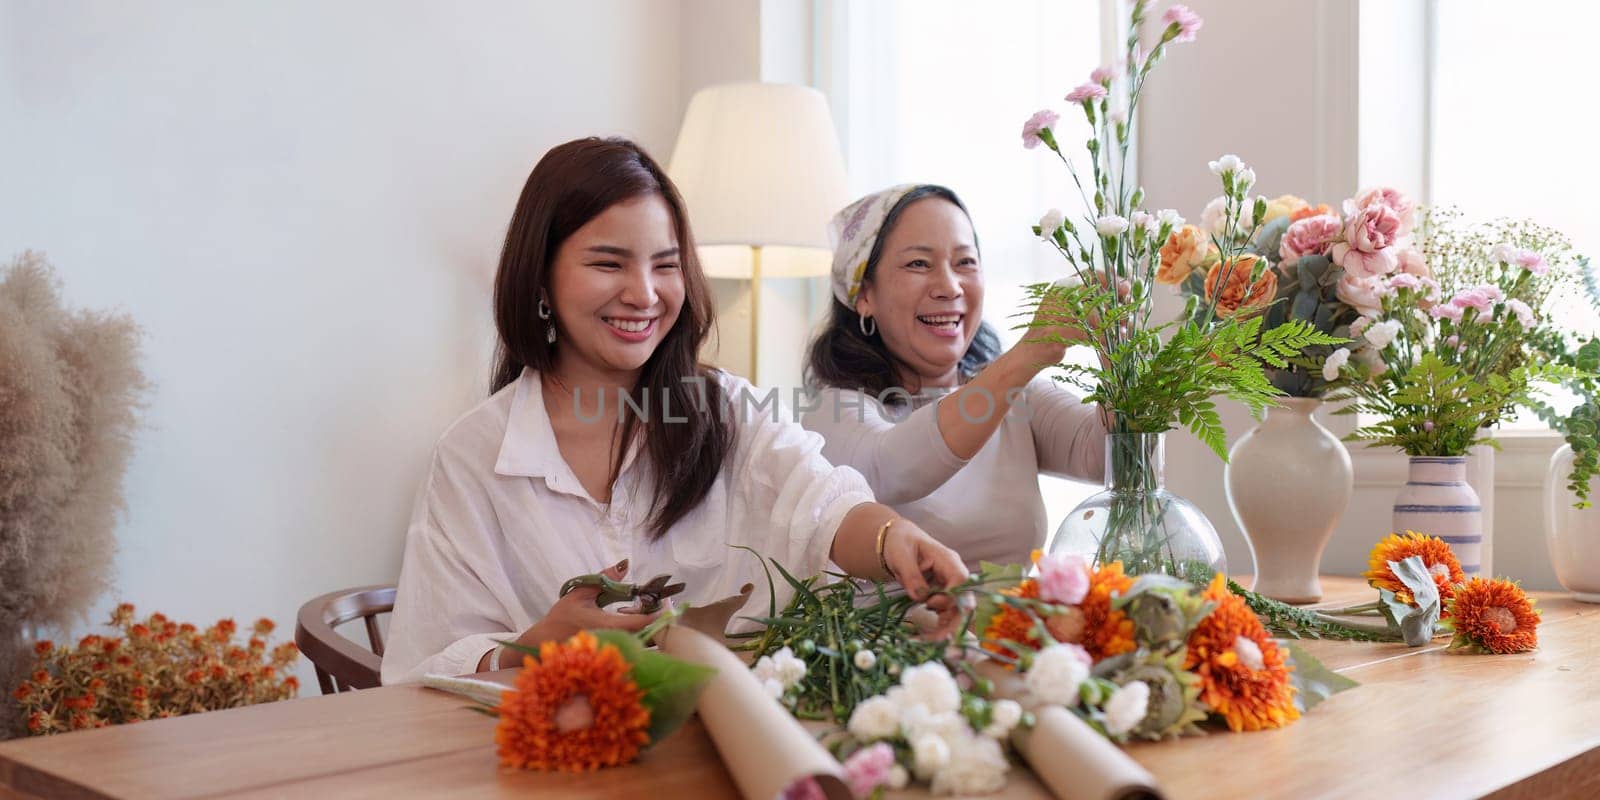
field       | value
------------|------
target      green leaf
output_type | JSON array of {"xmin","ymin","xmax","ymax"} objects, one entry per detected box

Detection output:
[
  {"xmin": 1377, "ymin": 556, "xmax": 1441, "ymax": 646},
  {"xmin": 1281, "ymin": 640, "xmax": 1358, "ymax": 714},
  {"xmin": 592, "ymin": 629, "xmax": 717, "ymax": 746}
]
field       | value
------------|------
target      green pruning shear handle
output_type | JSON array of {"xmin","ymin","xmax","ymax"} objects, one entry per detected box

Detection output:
[{"xmin": 558, "ymin": 572, "xmax": 686, "ymax": 614}]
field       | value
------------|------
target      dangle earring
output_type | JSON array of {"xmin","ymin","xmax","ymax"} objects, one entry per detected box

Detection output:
[
  {"xmin": 858, "ymin": 314, "xmax": 876, "ymax": 337},
  {"xmin": 538, "ymin": 298, "xmax": 556, "ymax": 344}
]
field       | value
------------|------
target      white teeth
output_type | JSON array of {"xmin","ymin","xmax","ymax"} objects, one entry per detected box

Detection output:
[
  {"xmin": 918, "ymin": 314, "xmax": 962, "ymax": 326},
  {"xmin": 605, "ymin": 318, "xmax": 652, "ymax": 333}
]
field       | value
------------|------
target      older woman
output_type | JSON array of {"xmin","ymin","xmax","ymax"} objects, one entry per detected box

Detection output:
[{"xmin": 802, "ymin": 184, "xmax": 1107, "ymax": 569}]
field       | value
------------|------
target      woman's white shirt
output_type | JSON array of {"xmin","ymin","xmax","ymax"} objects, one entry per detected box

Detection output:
[{"xmin": 380, "ymin": 368, "xmax": 873, "ymax": 684}]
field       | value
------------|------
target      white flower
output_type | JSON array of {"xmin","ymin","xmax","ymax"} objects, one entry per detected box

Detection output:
[
  {"xmin": 1103, "ymin": 680, "xmax": 1151, "ymax": 737},
  {"xmin": 1506, "ymin": 297, "xmax": 1536, "ymax": 327},
  {"xmin": 1322, "ymin": 347, "xmax": 1351, "ymax": 382},
  {"xmin": 846, "ymin": 695, "xmax": 900, "ymax": 741},
  {"xmin": 1489, "ymin": 242, "xmax": 1518, "ymax": 264},
  {"xmin": 912, "ymin": 733, "xmax": 951, "ymax": 776},
  {"xmin": 1200, "ymin": 196, "xmax": 1229, "ymax": 236},
  {"xmin": 930, "ymin": 734, "xmax": 1009, "ymax": 796},
  {"xmin": 1208, "ymin": 153, "xmax": 1244, "ymax": 176},
  {"xmin": 901, "ymin": 662, "xmax": 962, "ymax": 714},
  {"xmin": 761, "ymin": 678, "xmax": 784, "ymax": 700},
  {"xmin": 888, "ymin": 765, "xmax": 910, "ymax": 790},
  {"xmin": 1232, "ymin": 635, "xmax": 1265, "ymax": 671},
  {"xmin": 1024, "ymin": 643, "xmax": 1092, "ymax": 706},
  {"xmin": 900, "ymin": 704, "xmax": 966, "ymax": 744},
  {"xmin": 1095, "ymin": 214, "xmax": 1129, "ymax": 237},
  {"xmin": 982, "ymin": 699, "xmax": 1024, "ymax": 739},
  {"xmin": 1236, "ymin": 167, "xmax": 1256, "ymax": 192},
  {"xmin": 753, "ymin": 646, "xmax": 807, "ymax": 692},
  {"xmin": 1364, "ymin": 319, "xmax": 1403, "ymax": 349},
  {"xmin": 1108, "ymin": 108, "xmax": 1128, "ymax": 126},
  {"xmin": 853, "ymin": 649, "xmax": 877, "ymax": 671},
  {"xmin": 1130, "ymin": 210, "xmax": 1159, "ymax": 237},
  {"xmin": 1349, "ymin": 316, "xmax": 1371, "ymax": 339},
  {"xmin": 1157, "ymin": 208, "xmax": 1184, "ymax": 228},
  {"xmin": 1037, "ymin": 208, "xmax": 1065, "ymax": 238}
]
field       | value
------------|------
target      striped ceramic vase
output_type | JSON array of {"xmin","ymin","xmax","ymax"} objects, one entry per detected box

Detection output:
[{"xmin": 1392, "ymin": 456, "xmax": 1483, "ymax": 576}]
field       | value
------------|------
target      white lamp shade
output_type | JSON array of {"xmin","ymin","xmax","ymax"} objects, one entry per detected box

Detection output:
[{"xmin": 667, "ymin": 82, "xmax": 849, "ymax": 272}]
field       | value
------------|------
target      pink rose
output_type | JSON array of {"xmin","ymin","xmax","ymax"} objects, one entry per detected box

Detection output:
[
  {"xmin": 1279, "ymin": 214, "xmax": 1342, "ymax": 263},
  {"xmin": 1065, "ymin": 82, "xmax": 1108, "ymax": 104},
  {"xmin": 1336, "ymin": 274, "xmax": 1386, "ymax": 316},
  {"xmin": 1515, "ymin": 248, "xmax": 1549, "ymax": 275},
  {"xmin": 1329, "ymin": 202, "xmax": 1402, "ymax": 278},
  {"xmin": 1035, "ymin": 552, "xmax": 1090, "ymax": 605},
  {"xmin": 1397, "ymin": 246, "xmax": 1428, "ymax": 278},
  {"xmin": 1430, "ymin": 303, "xmax": 1465, "ymax": 322},
  {"xmin": 1353, "ymin": 186, "xmax": 1418, "ymax": 237},
  {"xmin": 1022, "ymin": 109, "xmax": 1059, "ymax": 149}
]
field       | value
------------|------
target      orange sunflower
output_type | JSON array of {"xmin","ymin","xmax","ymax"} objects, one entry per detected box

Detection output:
[
  {"xmin": 495, "ymin": 630, "xmax": 651, "ymax": 772},
  {"xmin": 1446, "ymin": 577, "xmax": 1540, "ymax": 654},
  {"xmin": 982, "ymin": 579, "xmax": 1042, "ymax": 662},
  {"xmin": 1365, "ymin": 531, "xmax": 1465, "ymax": 606},
  {"xmin": 1185, "ymin": 574, "xmax": 1299, "ymax": 732},
  {"xmin": 1080, "ymin": 562, "xmax": 1137, "ymax": 662}
]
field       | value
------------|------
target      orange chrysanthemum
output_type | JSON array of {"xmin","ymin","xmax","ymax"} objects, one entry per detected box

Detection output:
[
  {"xmin": 1186, "ymin": 574, "xmax": 1299, "ymax": 732},
  {"xmin": 1446, "ymin": 577, "xmax": 1540, "ymax": 654},
  {"xmin": 981, "ymin": 579, "xmax": 1042, "ymax": 661},
  {"xmin": 1080, "ymin": 562, "xmax": 1137, "ymax": 662},
  {"xmin": 1365, "ymin": 531, "xmax": 1465, "ymax": 606},
  {"xmin": 495, "ymin": 630, "xmax": 651, "ymax": 772}
]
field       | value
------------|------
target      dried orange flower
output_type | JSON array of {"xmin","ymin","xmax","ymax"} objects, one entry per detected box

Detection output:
[
  {"xmin": 1081, "ymin": 562, "xmax": 1137, "ymax": 661},
  {"xmin": 1186, "ymin": 574, "xmax": 1300, "ymax": 732},
  {"xmin": 1366, "ymin": 531, "xmax": 1465, "ymax": 606},
  {"xmin": 495, "ymin": 630, "xmax": 650, "ymax": 772},
  {"xmin": 1446, "ymin": 577, "xmax": 1540, "ymax": 654}
]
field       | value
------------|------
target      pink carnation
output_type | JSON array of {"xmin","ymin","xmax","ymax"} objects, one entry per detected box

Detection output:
[
  {"xmin": 1397, "ymin": 246, "xmax": 1429, "ymax": 278},
  {"xmin": 842, "ymin": 742, "xmax": 896, "ymax": 797},
  {"xmin": 1065, "ymin": 82, "xmax": 1108, "ymax": 104},
  {"xmin": 1387, "ymin": 273, "xmax": 1423, "ymax": 291},
  {"xmin": 1035, "ymin": 552, "xmax": 1090, "ymax": 605},
  {"xmin": 1336, "ymin": 274, "xmax": 1385, "ymax": 316},
  {"xmin": 1329, "ymin": 201, "xmax": 1402, "ymax": 278},
  {"xmin": 1450, "ymin": 288, "xmax": 1494, "ymax": 313},
  {"xmin": 1279, "ymin": 214, "xmax": 1342, "ymax": 263},
  {"xmin": 1430, "ymin": 303, "xmax": 1465, "ymax": 323},
  {"xmin": 1353, "ymin": 186, "xmax": 1418, "ymax": 237},
  {"xmin": 1475, "ymin": 283, "xmax": 1505, "ymax": 303},
  {"xmin": 1022, "ymin": 109, "xmax": 1059, "ymax": 149},
  {"xmin": 1515, "ymin": 248, "xmax": 1549, "ymax": 275},
  {"xmin": 1090, "ymin": 66, "xmax": 1116, "ymax": 85},
  {"xmin": 1506, "ymin": 298, "xmax": 1536, "ymax": 327},
  {"xmin": 1162, "ymin": 5, "xmax": 1203, "ymax": 43}
]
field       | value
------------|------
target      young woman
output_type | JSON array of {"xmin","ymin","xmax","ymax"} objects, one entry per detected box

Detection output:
[
  {"xmin": 381, "ymin": 141, "xmax": 965, "ymax": 684},
  {"xmin": 802, "ymin": 184, "xmax": 1108, "ymax": 570}
]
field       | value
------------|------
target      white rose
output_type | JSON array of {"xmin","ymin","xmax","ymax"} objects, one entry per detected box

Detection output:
[
  {"xmin": 981, "ymin": 699, "xmax": 1024, "ymax": 739},
  {"xmin": 770, "ymin": 647, "xmax": 807, "ymax": 688},
  {"xmin": 912, "ymin": 733, "xmax": 951, "ymax": 777},
  {"xmin": 853, "ymin": 649, "xmax": 877, "ymax": 671},
  {"xmin": 1095, "ymin": 214, "xmax": 1129, "ymax": 237},
  {"xmin": 761, "ymin": 678, "xmax": 784, "ymax": 700},
  {"xmin": 846, "ymin": 695, "xmax": 900, "ymax": 741},
  {"xmin": 1038, "ymin": 208, "xmax": 1066, "ymax": 239},
  {"xmin": 901, "ymin": 662, "xmax": 961, "ymax": 714},
  {"xmin": 930, "ymin": 734, "xmax": 1009, "ymax": 796},
  {"xmin": 1322, "ymin": 347, "xmax": 1351, "ymax": 382},
  {"xmin": 888, "ymin": 765, "xmax": 910, "ymax": 790},
  {"xmin": 1103, "ymin": 680, "xmax": 1151, "ymax": 737},
  {"xmin": 1364, "ymin": 319, "xmax": 1403, "ymax": 349},
  {"xmin": 1024, "ymin": 643, "xmax": 1092, "ymax": 706},
  {"xmin": 1208, "ymin": 153, "xmax": 1243, "ymax": 176}
]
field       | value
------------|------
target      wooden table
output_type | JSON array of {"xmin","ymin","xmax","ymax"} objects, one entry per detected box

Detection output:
[{"xmin": 1, "ymin": 577, "xmax": 1596, "ymax": 800}]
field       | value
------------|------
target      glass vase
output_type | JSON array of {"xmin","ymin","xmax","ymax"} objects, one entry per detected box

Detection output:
[{"xmin": 1048, "ymin": 433, "xmax": 1226, "ymax": 584}]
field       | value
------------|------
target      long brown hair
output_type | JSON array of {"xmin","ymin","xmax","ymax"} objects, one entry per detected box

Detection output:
[
  {"xmin": 805, "ymin": 185, "xmax": 1001, "ymax": 397},
  {"xmin": 490, "ymin": 137, "xmax": 731, "ymax": 540}
]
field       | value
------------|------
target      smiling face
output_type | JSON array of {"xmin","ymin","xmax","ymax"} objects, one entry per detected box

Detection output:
[
  {"xmin": 547, "ymin": 193, "xmax": 686, "ymax": 382},
  {"xmin": 854, "ymin": 197, "xmax": 984, "ymax": 390}
]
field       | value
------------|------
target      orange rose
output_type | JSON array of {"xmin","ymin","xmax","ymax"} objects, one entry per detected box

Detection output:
[
  {"xmin": 1262, "ymin": 194, "xmax": 1310, "ymax": 224},
  {"xmin": 1289, "ymin": 203, "xmax": 1335, "ymax": 223},
  {"xmin": 1204, "ymin": 255, "xmax": 1277, "ymax": 316},
  {"xmin": 1157, "ymin": 224, "xmax": 1214, "ymax": 285}
]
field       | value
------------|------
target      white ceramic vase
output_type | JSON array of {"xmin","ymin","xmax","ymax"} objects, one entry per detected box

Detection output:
[
  {"xmin": 1392, "ymin": 457, "xmax": 1484, "ymax": 576},
  {"xmin": 1544, "ymin": 444, "xmax": 1600, "ymax": 603},
  {"xmin": 1224, "ymin": 398, "xmax": 1352, "ymax": 603}
]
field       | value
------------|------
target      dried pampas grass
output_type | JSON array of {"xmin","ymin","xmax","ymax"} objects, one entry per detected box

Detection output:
[{"xmin": 0, "ymin": 251, "xmax": 148, "ymax": 737}]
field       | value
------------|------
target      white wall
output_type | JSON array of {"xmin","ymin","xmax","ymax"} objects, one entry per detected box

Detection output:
[{"xmin": 0, "ymin": 0, "xmax": 686, "ymax": 674}]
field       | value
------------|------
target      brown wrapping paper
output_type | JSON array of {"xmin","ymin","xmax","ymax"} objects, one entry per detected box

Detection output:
[{"xmin": 656, "ymin": 586, "xmax": 852, "ymax": 800}]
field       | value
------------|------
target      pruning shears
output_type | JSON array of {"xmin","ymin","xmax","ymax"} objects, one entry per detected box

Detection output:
[{"xmin": 558, "ymin": 572, "xmax": 686, "ymax": 613}]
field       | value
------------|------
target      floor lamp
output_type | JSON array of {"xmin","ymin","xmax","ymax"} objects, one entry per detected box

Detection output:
[{"xmin": 667, "ymin": 83, "xmax": 849, "ymax": 385}]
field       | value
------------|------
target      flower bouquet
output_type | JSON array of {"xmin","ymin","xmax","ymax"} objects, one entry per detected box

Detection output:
[
  {"xmin": 14, "ymin": 603, "xmax": 301, "ymax": 735},
  {"xmin": 1020, "ymin": 1, "xmax": 1341, "ymax": 580}
]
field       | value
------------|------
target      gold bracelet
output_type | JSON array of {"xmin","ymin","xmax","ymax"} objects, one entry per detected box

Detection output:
[{"xmin": 874, "ymin": 517, "xmax": 898, "ymax": 577}]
